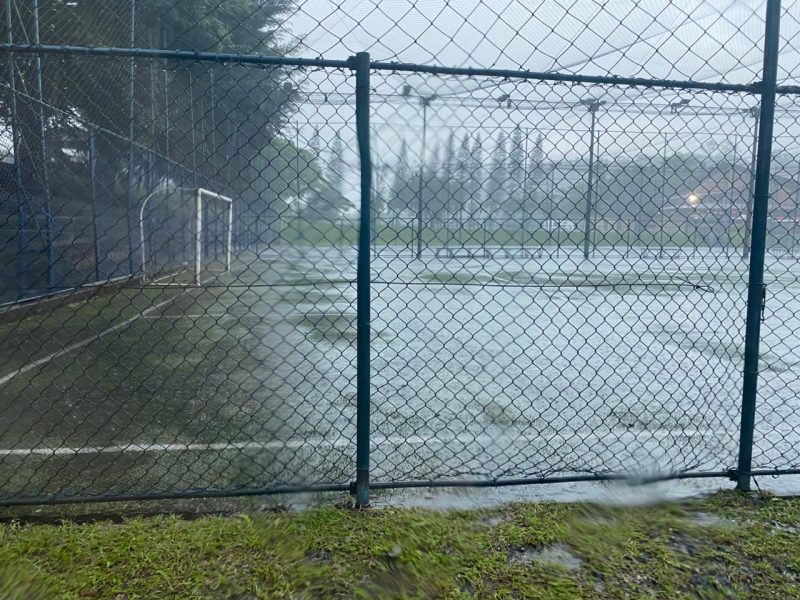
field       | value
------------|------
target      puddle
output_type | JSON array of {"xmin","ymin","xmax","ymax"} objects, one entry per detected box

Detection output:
[
  {"xmin": 657, "ymin": 323, "xmax": 798, "ymax": 373},
  {"xmin": 277, "ymin": 288, "xmax": 351, "ymax": 306},
  {"xmin": 688, "ymin": 512, "xmax": 734, "ymax": 528},
  {"xmin": 288, "ymin": 311, "xmax": 356, "ymax": 343},
  {"xmin": 287, "ymin": 310, "xmax": 390, "ymax": 344},
  {"xmin": 609, "ymin": 403, "xmax": 696, "ymax": 432},
  {"xmin": 669, "ymin": 532, "xmax": 702, "ymax": 556},
  {"xmin": 482, "ymin": 401, "xmax": 520, "ymax": 427},
  {"xmin": 510, "ymin": 543, "xmax": 584, "ymax": 570},
  {"xmin": 420, "ymin": 270, "xmax": 727, "ymax": 297}
]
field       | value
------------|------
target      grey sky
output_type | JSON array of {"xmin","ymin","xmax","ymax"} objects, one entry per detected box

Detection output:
[
  {"xmin": 280, "ymin": 0, "xmax": 800, "ymax": 205},
  {"xmin": 286, "ymin": 0, "xmax": 799, "ymax": 85}
]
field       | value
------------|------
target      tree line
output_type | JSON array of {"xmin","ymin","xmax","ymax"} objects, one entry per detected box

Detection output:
[{"xmin": 1, "ymin": 0, "xmax": 317, "ymax": 247}]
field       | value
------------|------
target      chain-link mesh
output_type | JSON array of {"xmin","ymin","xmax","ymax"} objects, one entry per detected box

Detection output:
[
  {"xmin": 367, "ymin": 73, "xmax": 756, "ymax": 483},
  {"xmin": 0, "ymin": 0, "xmax": 798, "ymax": 505},
  {"xmin": 0, "ymin": 1, "xmax": 363, "ymax": 499},
  {"xmin": 28, "ymin": 1, "xmax": 784, "ymax": 84},
  {"xmin": 752, "ymin": 92, "xmax": 800, "ymax": 473}
]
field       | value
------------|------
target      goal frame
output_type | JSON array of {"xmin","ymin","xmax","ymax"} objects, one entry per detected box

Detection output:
[{"xmin": 139, "ymin": 187, "xmax": 233, "ymax": 285}]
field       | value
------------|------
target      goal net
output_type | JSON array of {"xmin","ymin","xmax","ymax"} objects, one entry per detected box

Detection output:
[{"xmin": 139, "ymin": 187, "xmax": 233, "ymax": 285}]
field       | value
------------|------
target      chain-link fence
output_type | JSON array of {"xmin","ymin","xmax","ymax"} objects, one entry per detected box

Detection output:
[{"xmin": 0, "ymin": 0, "xmax": 797, "ymax": 507}]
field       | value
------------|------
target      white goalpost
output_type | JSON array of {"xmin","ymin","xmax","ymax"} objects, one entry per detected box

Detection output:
[{"xmin": 140, "ymin": 187, "xmax": 234, "ymax": 285}]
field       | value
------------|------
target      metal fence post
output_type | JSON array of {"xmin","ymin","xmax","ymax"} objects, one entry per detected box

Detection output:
[
  {"xmin": 353, "ymin": 51, "xmax": 372, "ymax": 507},
  {"xmin": 581, "ymin": 99, "xmax": 603, "ymax": 260},
  {"xmin": 743, "ymin": 106, "xmax": 761, "ymax": 258},
  {"xmin": 415, "ymin": 96, "xmax": 430, "ymax": 259},
  {"xmin": 32, "ymin": 0, "xmax": 55, "ymax": 292},
  {"xmin": 736, "ymin": 0, "xmax": 781, "ymax": 492},
  {"xmin": 7, "ymin": 0, "xmax": 26, "ymax": 298},
  {"xmin": 126, "ymin": 0, "xmax": 137, "ymax": 275},
  {"xmin": 88, "ymin": 126, "xmax": 101, "ymax": 281}
]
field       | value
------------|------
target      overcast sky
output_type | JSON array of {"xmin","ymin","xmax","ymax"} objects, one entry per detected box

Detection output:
[
  {"xmin": 284, "ymin": 0, "xmax": 800, "ymax": 85},
  {"xmin": 9, "ymin": 1, "xmax": 800, "ymax": 194},
  {"xmin": 268, "ymin": 1, "xmax": 800, "ymax": 204}
]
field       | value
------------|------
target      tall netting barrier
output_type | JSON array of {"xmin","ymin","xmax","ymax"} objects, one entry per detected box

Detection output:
[
  {"xmin": 752, "ymin": 94, "xmax": 800, "ymax": 473},
  {"xmin": 0, "ymin": 30, "xmax": 363, "ymax": 501},
  {"xmin": 0, "ymin": 0, "xmax": 798, "ymax": 507}
]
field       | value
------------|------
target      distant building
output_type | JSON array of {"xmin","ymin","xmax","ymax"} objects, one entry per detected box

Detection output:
[{"xmin": 659, "ymin": 169, "xmax": 800, "ymax": 235}]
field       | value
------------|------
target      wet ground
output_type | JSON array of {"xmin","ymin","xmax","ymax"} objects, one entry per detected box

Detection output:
[{"xmin": 0, "ymin": 243, "xmax": 798, "ymax": 504}]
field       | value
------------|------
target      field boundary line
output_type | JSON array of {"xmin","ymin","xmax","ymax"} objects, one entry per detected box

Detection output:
[
  {"xmin": 0, "ymin": 282, "xmax": 209, "ymax": 386},
  {"xmin": 0, "ymin": 428, "xmax": 725, "ymax": 457}
]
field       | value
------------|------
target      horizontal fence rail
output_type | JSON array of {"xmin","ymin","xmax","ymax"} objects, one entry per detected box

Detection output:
[{"xmin": 0, "ymin": 0, "xmax": 797, "ymax": 510}]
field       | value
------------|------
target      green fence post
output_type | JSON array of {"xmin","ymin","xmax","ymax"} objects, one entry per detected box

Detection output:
[
  {"xmin": 736, "ymin": 0, "xmax": 781, "ymax": 492},
  {"xmin": 353, "ymin": 51, "xmax": 372, "ymax": 507}
]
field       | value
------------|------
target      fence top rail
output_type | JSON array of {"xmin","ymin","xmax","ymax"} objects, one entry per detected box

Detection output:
[
  {"xmin": 368, "ymin": 60, "xmax": 760, "ymax": 94},
  {"xmin": 0, "ymin": 42, "xmax": 775, "ymax": 95},
  {"xmin": 0, "ymin": 43, "xmax": 352, "ymax": 70}
]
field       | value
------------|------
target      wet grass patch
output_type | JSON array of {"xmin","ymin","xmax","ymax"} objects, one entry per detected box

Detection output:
[{"xmin": 4, "ymin": 492, "xmax": 800, "ymax": 598}]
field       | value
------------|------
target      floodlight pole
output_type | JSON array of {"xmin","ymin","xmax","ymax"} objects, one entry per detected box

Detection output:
[
  {"xmin": 32, "ymin": 0, "xmax": 55, "ymax": 291},
  {"xmin": 7, "ymin": 0, "xmax": 26, "ymax": 296},
  {"xmin": 523, "ymin": 128, "xmax": 531, "ymax": 251},
  {"xmin": 743, "ymin": 105, "xmax": 760, "ymax": 258},
  {"xmin": 126, "ymin": 0, "xmax": 137, "ymax": 275},
  {"xmin": 415, "ymin": 95, "xmax": 433, "ymax": 259},
  {"xmin": 89, "ymin": 126, "xmax": 101, "ymax": 281},
  {"xmin": 658, "ymin": 132, "xmax": 669, "ymax": 259},
  {"xmin": 546, "ymin": 162, "xmax": 558, "ymax": 258},
  {"xmin": 727, "ymin": 131, "xmax": 740, "ymax": 259},
  {"xmin": 581, "ymin": 98, "xmax": 604, "ymax": 260}
]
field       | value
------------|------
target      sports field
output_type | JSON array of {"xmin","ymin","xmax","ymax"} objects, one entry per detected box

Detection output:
[{"xmin": 0, "ymin": 244, "xmax": 798, "ymax": 502}]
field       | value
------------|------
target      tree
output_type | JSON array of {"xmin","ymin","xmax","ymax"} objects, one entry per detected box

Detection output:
[
  {"xmin": 302, "ymin": 130, "xmax": 351, "ymax": 220},
  {"xmin": 421, "ymin": 144, "xmax": 447, "ymax": 223},
  {"xmin": 388, "ymin": 139, "xmax": 415, "ymax": 218},
  {"xmin": 328, "ymin": 131, "xmax": 347, "ymax": 200},
  {"xmin": 486, "ymin": 132, "xmax": 509, "ymax": 219},
  {"xmin": 2, "ymin": 0, "xmax": 297, "ymax": 247},
  {"xmin": 466, "ymin": 133, "xmax": 484, "ymax": 220},
  {"xmin": 454, "ymin": 133, "xmax": 471, "ymax": 228},
  {"xmin": 525, "ymin": 133, "xmax": 546, "ymax": 221},
  {"xmin": 508, "ymin": 127, "xmax": 527, "ymax": 221}
]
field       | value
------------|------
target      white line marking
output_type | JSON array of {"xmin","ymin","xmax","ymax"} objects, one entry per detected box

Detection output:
[
  {"xmin": 139, "ymin": 311, "xmax": 342, "ymax": 322},
  {"xmin": 0, "ymin": 429, "xmax": 722, "ymax": 458},
  {"xmin": 0, "ymin": 275, "xmax": 132, "ymax": 311},
  {"xmin": 0, "ymin": 297, "xmax": 180, "ymax": 386},
  {"xmin": 0, "ymin": 279, "xmax": 214, "ymax": 386},
  {"xmin": 141, "ymin": 313, "xmax": 234, "ymax": 320}
]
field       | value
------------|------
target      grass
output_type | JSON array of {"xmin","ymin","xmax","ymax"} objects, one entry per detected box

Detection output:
[
  {"xmin": 3, "ymin": 491, "xmax": 800, "ymax": 598},
  {"xmin": 276, "ymin": 218, "xmax": 800, "ymax": 252}
]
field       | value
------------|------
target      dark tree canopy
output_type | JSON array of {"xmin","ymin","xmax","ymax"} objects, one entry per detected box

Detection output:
[{"xmin": 2, "ymin": 0, "xmax": 305, "ymax": 236}]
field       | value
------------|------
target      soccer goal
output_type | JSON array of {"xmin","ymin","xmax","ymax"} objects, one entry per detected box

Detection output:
[{"xmin": 140, "ymin": 187, "xmax": 233, "ymax": 285}]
